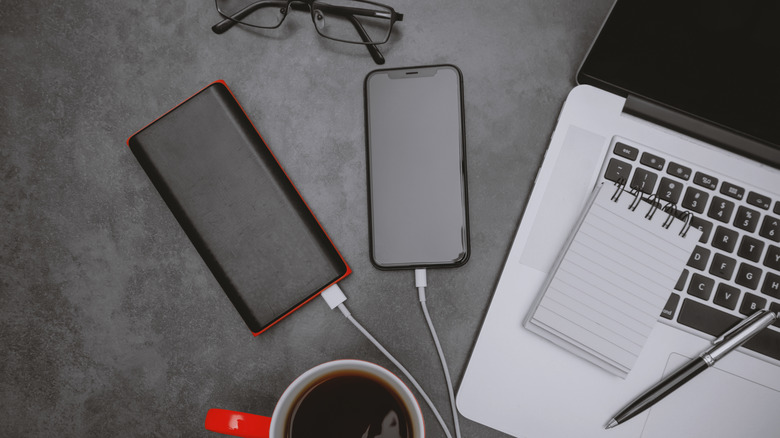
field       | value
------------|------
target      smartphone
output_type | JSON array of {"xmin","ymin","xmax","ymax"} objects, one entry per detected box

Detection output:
[{"xmin": 364, "ymin": 65, "xmax": 470, "ymax": 269}]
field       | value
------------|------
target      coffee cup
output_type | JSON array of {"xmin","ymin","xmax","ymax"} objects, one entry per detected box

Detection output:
[{"xmin": 205, "ymin": 359, "xmax": 425, "ymax": 438}]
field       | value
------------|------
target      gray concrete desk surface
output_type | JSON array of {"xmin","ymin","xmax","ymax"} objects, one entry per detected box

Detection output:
[{"xmin": 2, "ymin": 1, "xmax": 614, "ymax": 436}]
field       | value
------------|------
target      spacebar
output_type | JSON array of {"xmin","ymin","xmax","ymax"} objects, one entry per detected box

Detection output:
[{"xmin": 678, "ymin": 299, "xmax": 780, "ymax": 361}]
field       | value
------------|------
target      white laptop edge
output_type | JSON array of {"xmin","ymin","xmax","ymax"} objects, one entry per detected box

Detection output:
[{"xmin": 456, "ymin": 83, "xmax": 780, "ymax": 437}]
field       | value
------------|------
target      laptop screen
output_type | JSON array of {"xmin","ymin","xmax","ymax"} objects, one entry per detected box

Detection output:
[{"xmin": 578, "ymin": 0, "xmax": 780, "ymax": 150}]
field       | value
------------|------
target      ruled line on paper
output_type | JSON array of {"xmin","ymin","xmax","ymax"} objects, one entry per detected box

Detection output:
[{"xmin": 526, "ymin": 185, "xmax": 702, "ymax": 377}]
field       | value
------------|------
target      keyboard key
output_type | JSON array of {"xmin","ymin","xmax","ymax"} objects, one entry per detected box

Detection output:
[
  {"xmin": 687, "ymin": 273, "xmax": 715, "ymax": 299},
  {"xmin": 709, "ymin": 253, "xmax": 736, "ymax": 280},
  {"xmin": 604, "ymin": 158, "xmax": 632, "ymax": 184},
  {"xmin": 739, "ymin": 293, "xmax": 768, "ymax": 316},
  {"xmin": 667, "ymin": 162, "xmax": 691, "ymax": 180},
  {"xmin": 678, "ymin": 299, "xmax": 735, "ymax": 336},
  {"xmin": 614, "ymin": 142, "xmax": 638, "ymax": 160},
  {"xmin": 733, "ymin": 206, "xmax": 760, "ymax": 233},
  {"xmin": 640, "ymin": 152, "xmax": 665, "ymax": 170},
  {"xmin": 775, "ymin": 201, "xmax": 780, "ymax": 215},
  {"xmin": 657, "ymin": 177, "xmax": 682, "ymax": 204},
  {"xmin": 771, "ymin": 302, "xmax": 780, "ymax": 328},
  {"xmin": 762, "ymin": 272, "xmax": 780, "ymax": 299},
  {"xmin": 687, "ymin": 246, "xmax": 711, "ymax": 270},
  {"xmin": 690, "ymin": 216, "xmax": 713, "ymax": 243},
  {"xmin": 707, "ymin": 196, "xmax": 735, "ymax": 223},
  {"xmin": 674, "ymin": 269, "xmax": 689, "ymax": 291},
  {"xmin": 660, "ymin": 293, "xmax": 680, "ymax": 320},
  {"xmin": 681, "ymin": 187, "xmax": 708, "ymax": 213},
  {"xmin": 677, "ymin": 298, "xmax": 780, "ymax": 361},
  {"xmin": 746, "ymin": 191, "xmax": 771, "ymax": 210},
  {"xmin": 759, "ymin": 216, "xmax": 780, "ymax": 242},
  {"xmin": 765, "ymin": 245, "xmax": 780, "ymax": 270},
  {"xmin": 720, "ymin": 181, "xmax": 745, "ymax": 200},
  {"xmin": 735, "ymin": 263, "xmax": 762, "ymax": 290},
  {"xmin": 711, "ymin": 226, "xmax": 738, "ymax": 253},
  {"xmin": 713, "ymin": 284, "xmax": 740, "ymax": 310},
  {"xmin": 630, "ymin": 167, "xmax": 658, "ymax": 193},
  {"xmin": 630, "ymin": 168, "xmax": 658, "ymax": 193},
  {"xmin": 744, "ymin": 327, "xmax": 780, "ymax": 361},
  {"xmin": 693, "ymin": 171, "xmax": 718, "ymax": 190},
  {"xmin": 738, "ymin": 236, "xmax": 764, "ymax": 263}
]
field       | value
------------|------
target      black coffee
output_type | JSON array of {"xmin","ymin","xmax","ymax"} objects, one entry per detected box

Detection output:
[{"xmin": 287, "ymin": 371, "xmax": 412, "ymax": 438}]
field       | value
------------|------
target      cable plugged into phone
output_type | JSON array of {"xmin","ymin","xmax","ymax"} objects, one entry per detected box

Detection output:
[
  {"xmin": 414, "ymin": 269, "xmax": 462, "ymax": 438},
  {"xmin": 320, "ymin": 284, "xmax": 456, "ymax": 438}
]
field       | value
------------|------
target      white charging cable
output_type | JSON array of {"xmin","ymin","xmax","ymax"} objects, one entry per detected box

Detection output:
[
  {"xmin": 415, "ymin": 268, "xmax": 462, "ymax": 438},
  {"xmin": 321, "ymin": 284, "xmax": 455, "ymax": 438}
]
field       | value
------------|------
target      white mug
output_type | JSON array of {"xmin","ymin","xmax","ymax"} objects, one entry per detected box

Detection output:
[{"xmin": 205, "ymin": 359, "xmax": 425, "ymax": 438}]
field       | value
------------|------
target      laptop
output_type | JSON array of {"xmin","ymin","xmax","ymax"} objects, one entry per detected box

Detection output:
[{"xmin": 457, "ymin": 1, "xmax": 780, "ymax": 437}]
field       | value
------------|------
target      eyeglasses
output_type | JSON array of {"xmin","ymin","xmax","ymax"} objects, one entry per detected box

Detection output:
[{"xmin": 213, "ymin": 0, "xmax": 404, "ymax": 64}]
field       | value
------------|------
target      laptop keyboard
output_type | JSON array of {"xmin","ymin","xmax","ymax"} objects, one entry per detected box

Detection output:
[{"xmin": 602, "ymin": 139, "xmax": 780, "ymax": 363}]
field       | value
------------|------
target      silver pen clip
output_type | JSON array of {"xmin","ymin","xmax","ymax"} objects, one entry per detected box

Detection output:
[{"xmin": 712, "ymin": 309, "xmax": 769, "ymax": 345}]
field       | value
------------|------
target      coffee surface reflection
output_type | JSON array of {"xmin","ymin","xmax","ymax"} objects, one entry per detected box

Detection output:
[{"xmin": 288, "ymin": 373, "xmax": 411, "ymax": 438}]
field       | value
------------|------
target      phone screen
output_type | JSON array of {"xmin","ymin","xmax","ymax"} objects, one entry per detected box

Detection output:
[{"xmin": 364, "ymin": 65, "xmax": 469, "ymax": 269}]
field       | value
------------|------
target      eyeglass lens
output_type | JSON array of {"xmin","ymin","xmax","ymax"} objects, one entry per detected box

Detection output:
[{"xmin": 312, "ymin": 1, "xmax": 393, "ymax": 44}]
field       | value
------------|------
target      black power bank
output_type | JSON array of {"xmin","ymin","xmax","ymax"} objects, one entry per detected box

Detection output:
[{"xmin": 127, "ymin": 81, "xmax": 350, "ymax": 335}]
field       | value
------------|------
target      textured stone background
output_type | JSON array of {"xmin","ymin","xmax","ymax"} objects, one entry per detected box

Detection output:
[{"xmin": 1, "ymin": 1, "xmax": 612, "ymax": 436}]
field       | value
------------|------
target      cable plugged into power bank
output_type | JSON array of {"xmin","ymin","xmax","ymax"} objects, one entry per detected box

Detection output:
[
  {"xmin": 320, "ymin": 283, "xmax": 455, "ymax": 438},
  {"xmin": 415, "ymin": 269, "xmax": 462, "ymax": 438},
  {"xmin": 320, "ymin": 283, "xmax": 348, "ymax": 309}
]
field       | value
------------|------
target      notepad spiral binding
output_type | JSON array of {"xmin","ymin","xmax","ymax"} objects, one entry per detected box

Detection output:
[{"xmin": 611, "ymin": 179, "xmax": 694, "ymax": 237}]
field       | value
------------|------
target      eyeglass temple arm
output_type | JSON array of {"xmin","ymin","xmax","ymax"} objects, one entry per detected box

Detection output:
[
  {"xmin": 346, "ymin": 15, "xmax": 384, "ymax": 64},
  {"xmin": 212, "ymin": 1, "xmax": 287, "ymax": 34}
]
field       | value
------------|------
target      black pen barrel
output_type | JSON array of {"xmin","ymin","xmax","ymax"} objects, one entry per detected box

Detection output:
[{"xmin": 613, "ymin": 357, "xmax": 709, "ymax": 425}]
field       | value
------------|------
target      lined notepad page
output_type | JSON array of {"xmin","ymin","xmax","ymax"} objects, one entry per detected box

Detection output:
[{"xmin": 524, "ymin": 184, "xmax": 702, "ymax": 378}]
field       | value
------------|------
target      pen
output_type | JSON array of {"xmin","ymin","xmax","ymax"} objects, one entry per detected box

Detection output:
[{"xmin": 605, "ymin": 309, "xmax": 778, "ymax": 429}]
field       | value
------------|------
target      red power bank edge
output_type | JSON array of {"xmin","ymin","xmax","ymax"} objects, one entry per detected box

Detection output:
[{"xmin": 127, "ymin": 80, "xmax": 351, "ymax": 335}]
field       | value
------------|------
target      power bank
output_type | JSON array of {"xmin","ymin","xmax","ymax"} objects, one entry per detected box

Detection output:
[{"xmin": 127, "ymin": 81, "xmax": 350, "ymax": 335}]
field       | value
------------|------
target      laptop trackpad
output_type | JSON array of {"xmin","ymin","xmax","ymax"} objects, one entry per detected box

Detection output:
[{"xmin": 641, "ymin": 353, "xmax": 780, "ymax": 438}]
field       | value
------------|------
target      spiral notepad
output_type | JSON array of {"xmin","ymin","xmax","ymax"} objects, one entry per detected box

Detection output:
[{"xmin": 524, "ymin": 183, "xmax": 702, "ymax": 378}]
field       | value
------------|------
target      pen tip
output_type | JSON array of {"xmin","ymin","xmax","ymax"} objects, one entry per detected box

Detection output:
[{"xmin": 605, "ymin": 419, "xmax": 618, "ymax": 429}]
